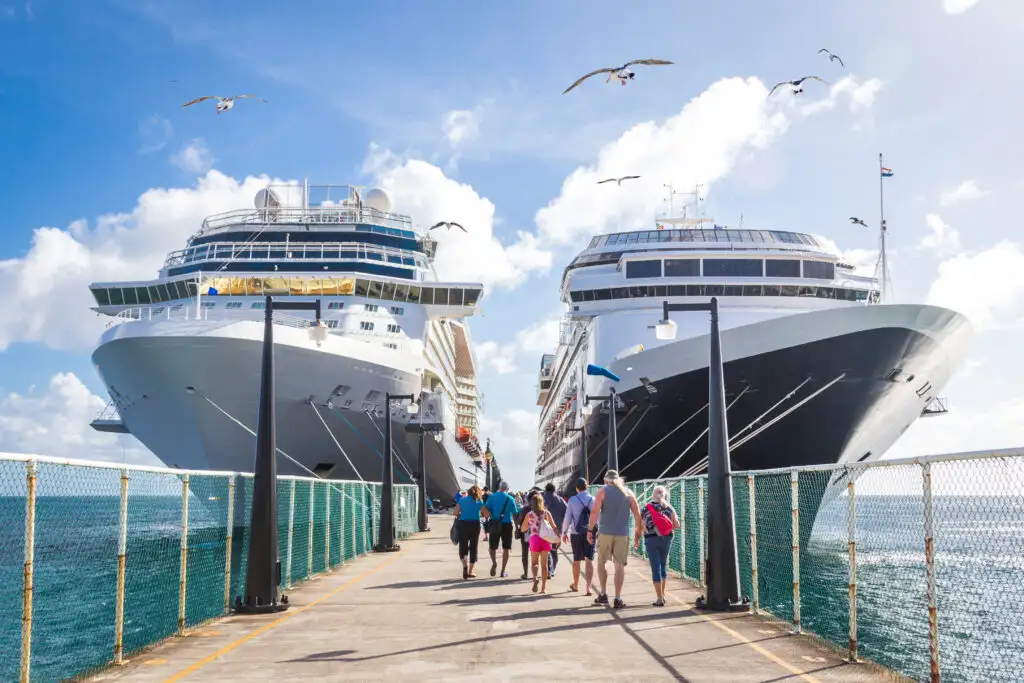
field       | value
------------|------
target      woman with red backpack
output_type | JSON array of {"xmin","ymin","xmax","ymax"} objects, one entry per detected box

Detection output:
[{"xmin": 637, "ymin": 485, "xmax": 681, "ymax": 606}]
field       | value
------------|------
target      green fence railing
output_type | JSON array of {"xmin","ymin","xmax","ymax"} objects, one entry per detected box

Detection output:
[
  {"xmin": 0, "ymin": 454, "xmax": 418, "ymax": 683},
  {"xmin": 590, "ymin": 449, "xmax": 1024, "ymax": 683}
]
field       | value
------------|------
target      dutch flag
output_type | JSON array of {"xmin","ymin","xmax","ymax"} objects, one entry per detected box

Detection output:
[{"xmin": 881, "ymin": 167, "xmax": 894, "ymax": 178}]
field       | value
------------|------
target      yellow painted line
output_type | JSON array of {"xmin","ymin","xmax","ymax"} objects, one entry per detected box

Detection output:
[
  {"xmin": 161, "ymin": 551, "xmax": 405, "ymax": 683},
  {"xmin": 631, "ymin": 568, "xmax": 821, "ymax": 683}
]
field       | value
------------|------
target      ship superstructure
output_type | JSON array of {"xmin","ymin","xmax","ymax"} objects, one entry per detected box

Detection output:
[{"xmin": 89, "ymin": 182, "xmax": 488, "ymax": 500}]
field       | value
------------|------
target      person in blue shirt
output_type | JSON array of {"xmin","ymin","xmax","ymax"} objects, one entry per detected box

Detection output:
[
  {"xmin": 453, "ymin": 485, "xmax": 485, "ymax": 579},
  {"xmin": 484, "ymin": 481, "xmax": 521, "ymax": 578}
]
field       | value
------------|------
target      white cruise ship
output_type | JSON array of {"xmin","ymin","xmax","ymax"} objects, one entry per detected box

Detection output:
[
  {"xmin": 535, "ymin": 208, "xmax": 974, "ymax": 507},
  {"xmin": 89, "ymin": 182, "xmax": 489, "ymax": 501}
]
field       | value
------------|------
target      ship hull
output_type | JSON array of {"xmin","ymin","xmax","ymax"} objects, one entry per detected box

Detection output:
[
  {"xmin": 91, "ymin": 318, "xmax": 476, "ymax": 503},
  {"xmin": 537, "ymin": 304, "xmax": 974, "ymax": 495}
]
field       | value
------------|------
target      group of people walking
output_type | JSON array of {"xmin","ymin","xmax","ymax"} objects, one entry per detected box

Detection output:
[{"xmin": 451, "ymin": 470, "xmax": 681, "ymax": 607}]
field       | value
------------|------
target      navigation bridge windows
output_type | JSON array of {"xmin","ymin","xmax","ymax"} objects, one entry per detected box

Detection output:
[
  {"xmin": 621, "ymin": 256, "xmax": 836, "ymax": 281},
  {"xmin": 569, "ymin": 283, "xmax": 873, "ymax": 303},
  {"xmin": 589, "ymin": 228, "xmax": 821, "ymax": 248},
  {"xmin": 90, "ymin": 274, "xmax": 483, "ymax": 309}
]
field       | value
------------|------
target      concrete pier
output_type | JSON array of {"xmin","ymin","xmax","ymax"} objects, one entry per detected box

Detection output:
[{"xmin": 89, "ymin": 523, "xmax": 894, "ymax": 683}]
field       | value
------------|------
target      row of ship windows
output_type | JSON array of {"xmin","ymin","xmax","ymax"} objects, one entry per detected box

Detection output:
[
  {"xmin": 590, "ymin": 229, "xmax": 819, "ymax": 248},
  {"xmin": 569, "ymin": 284, "xmax": 876, "ymax": 303},
  {"xmin": 207, "ymin": 301, "xmax": 406, "ymax": 315},
  {"xmin": 91, "ymin": 276, "xmax": 481, "ymax": 308},
  {"xmin": 624, "ymin": 258, "xmax": 835, "ymax": 280}
]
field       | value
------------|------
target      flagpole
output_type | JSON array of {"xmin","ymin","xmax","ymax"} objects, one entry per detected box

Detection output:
[{"xmin": 878, "ymin": 153, "xmax": 889, "ymax": 304}]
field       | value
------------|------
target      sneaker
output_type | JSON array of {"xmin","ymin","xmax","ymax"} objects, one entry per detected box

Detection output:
[
  {"xmin": 593, "ymin": 593, "xmax": 609, "ymax": 606},
  {"xmin": 490, "ymin": 562, "xmax": 497, "ymax": 577},
  {"xmin": 613, "ymin": 598, "xmax": 626, "ymax": 609},
  {"xmin": 652, "ymin": 598, "xmax": 666, "ymax": 607},
  {"xmin": 500, "ymin": 571, "xmax": 508, "ymax": 578}
]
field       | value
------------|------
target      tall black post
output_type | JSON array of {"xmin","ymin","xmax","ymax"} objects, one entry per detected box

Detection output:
[
  {"xmin": 701, "ymin": 297, "xmax": 743, "ymax": 610},
  {"xmin": 580, "ymin": 423, "xmax": 589, "ymax": 485},
  {"xmin": 485, "ymin": 438, "xmax": 492, "ymax": 490},
  {"xmin": 375, "ymin": 395, "xmax": 399, "ymax": 552},
  {"xmin": 416, "ymin": 429, "xmax": 429, "ymax": 532},
  {"xmin": 237, "ymin": 295, "xmax": 287, "ymax": 613},
  {"xmin": 606, "ymin": 387, "xmax": 619, "ymax": 473}
]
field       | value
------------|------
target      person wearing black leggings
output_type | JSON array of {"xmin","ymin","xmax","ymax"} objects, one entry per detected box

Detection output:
[
  {"xmin": 454, "ymin": 485, "xmax": 485, "ymax": 579},
  {"xmin": 514, "ymin": 489, "xmax": 538, "ymax": 579}
]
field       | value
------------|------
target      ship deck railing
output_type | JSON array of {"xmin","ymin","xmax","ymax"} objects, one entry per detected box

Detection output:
[
  {"xmin": 199, "ymin": 205, "xmax": 413, "ymax": 235},
  {"xmin": 163, "ymin": 240, "xmax": 428, "ymax": 270}
]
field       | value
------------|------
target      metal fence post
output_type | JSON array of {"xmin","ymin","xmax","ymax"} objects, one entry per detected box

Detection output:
[
  {"xmin": 325, "ymin": 483, "xmax": 331, "ymax": 568},
  {"xmin": 307, "ymin": 480, "xmax": 315, "ymax": 577},
  {"xmin": 748, "ymin": 473, "xmax": 759, "ymax": 615},
  {"xmin": 223, "ymin": 476, "xmax": 235, "ymax": 614},
  {"xmin": 791, "ymin": 470, "xmax": 801, "ymax": 634},
  {"xmin": 698, "ymin": 478, "xmax": 706, "ymax": 587},
  {"xmin": 114, "ymin": 468, "xmax": 129, "ymax": 664},
  {"xmin": 285, "ymin": 480, "xmax": 295, "ymax": 588},
  {"xmin": 847, "ymin": 474, "xmax": 858, "ymax": 662},
  {"xmin": 339, "ymin": 484, "xmax": 346, "ymax": 564},
  {"xmin": 20, "ymin": 460, "xmax": 37, "ymax": 683},
  {"xmin": 679, "ymin": 481, "xmax": 687, "ymax": 580},
  {"xmin": 178, "ymin": 474, "xmax": 190, "ymax": 635},
  {"xmin": 922, "ymin": 462, "xmax": 941, "ymax": 683}
]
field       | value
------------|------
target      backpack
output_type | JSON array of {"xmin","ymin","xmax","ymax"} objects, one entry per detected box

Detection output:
[
  {"xmin": 646, "ymin": 503, "xmax": 674, "ymax": 536},
  {"xmin": 573, "ymin": 494, "xmax": 592, "ymax": 535}
]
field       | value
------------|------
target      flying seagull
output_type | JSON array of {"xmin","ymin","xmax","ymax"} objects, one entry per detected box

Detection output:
[
  {"xmin": 429, "ymin": 221, "xmax": 466, "ymax": 233},
  {"xmin": 182, "ymin": 94, "xmax": 267, "ymax": 114},
  {"xmin": 597, "ymin": 175, "xmax": 641, "ymax": 186},
  {"xmin": 562, "ymin": 59, "xmax": 674, "ymax": 94},
  {"xmin": 767, "ymin": 76, "xmax": 828, "ymax": 98},
  {"xmin": 849, "ymin": 217, "xmax": 868, "ymax": 227},
  {"xmin": 817, "ymin": 49, "xmax": 845, "ymax": 67}
]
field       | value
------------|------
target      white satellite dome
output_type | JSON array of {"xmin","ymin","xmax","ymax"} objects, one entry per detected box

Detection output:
[
  {"xmin": 254, "ymin": 187, "xmax": 282, "ymax": 209},
  {"xmin": 363, "ymin": 187, "xmax": 392, "ymax": 213}
]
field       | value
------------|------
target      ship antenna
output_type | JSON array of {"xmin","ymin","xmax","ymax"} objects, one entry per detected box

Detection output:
[{"xmin": 877, "ymin": 153, "xmax": 893, "ymax": 303}]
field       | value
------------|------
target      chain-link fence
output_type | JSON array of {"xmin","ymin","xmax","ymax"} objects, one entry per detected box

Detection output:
[
  {"xmin": 0, "ymin": 454, "xmax": 418, "ymax": 683},
  {"xmin": 601, "ymin": 450, "xmax": 1024, "ymax": 683}
]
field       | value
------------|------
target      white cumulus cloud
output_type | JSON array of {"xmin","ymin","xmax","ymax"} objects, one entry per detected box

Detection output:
[
  {"xmin": 363, "ymin": 147, "xmax": 552, "ymax": 290},
  {"xmin": 943, "ymin": 0, "xmax": 981, "ymax": 14},
  {"xmin": 171, "ymin": 138, "xmax": 215, "ymax": 174},
  {"xmin": 476, "ymin": 315, "xmax": 563, "ymax": 375},
  {"xmin": 0, "ymin": 372, "xmax": 150, "ymax": 462},
  {"xmin": 479, "ymin": 408, "xmax": 539, "ymax": 487},
  {"xmin": 925, "ymin": 241, "xmax": 1024, "ymax": 329},
  {"xmin": 799, "ymin": 76, "xmax": 885, "ymax": 117},
  {"xmin": 919, "ymin": 214, "xmax": 962, "ymax": 255},
  {"xmin": 0, "ymin": 171, "xmax": 282, "ymax": 351},
  {"xmin": 939, "ymin": 179, "xmax": 989, "ymax": 207}
]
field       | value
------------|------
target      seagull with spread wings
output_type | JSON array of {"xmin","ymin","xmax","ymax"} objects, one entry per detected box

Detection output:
[
  {"xmin": 597, "ymin": 175, "xmax": 641, "ymax": 186},
  {"xmin": 429, "ymin": 221, "xmax": 466, "ymax": 233},
  {"xmin": 562, "ymin": 59, "xmax": 674, "ymax": 94},
  {"xmin": 182, "ymin": 94, "xmax": 267, "ymax": 114},
  {"xmin": 817, "ymin": 49, "xmax": 845, "ymax": 67},
  {"xmin": 767, "ymin": 76, "xmax": 828, "ymax": 98},
  {"xmin": 849, "ymin": 217, "xmax": 868, "ymax": 227}
]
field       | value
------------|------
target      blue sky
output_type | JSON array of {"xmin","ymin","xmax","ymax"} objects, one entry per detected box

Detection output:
[{"xmin": 0, "ymin": 0, "xmax": 1022, "ymax": 487}]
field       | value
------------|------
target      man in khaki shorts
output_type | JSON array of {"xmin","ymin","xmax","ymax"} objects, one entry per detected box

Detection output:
[{"xmin": 586, "ymin": 470, "xmax": 642, "ymax": 609}]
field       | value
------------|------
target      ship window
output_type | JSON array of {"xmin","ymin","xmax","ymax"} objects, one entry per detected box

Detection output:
[
  {"xmin": 433, "ymin": 288, "xmax": 449, "ymax": 305},
  {"xmin": 743, "ymin": 285, "xmax": 763, "ymax": 296},
  {"xmin": 420, "ymin": 288, "xmax": 433, "ymax": 305},
  {"xmin": 394, "ymin": 285, "xmax": 409, "ymax": 303},
  {"xmin": 664, "ymin": 259, "xmax": 699, "ymax": 277},
  {"xmin": 582, "ymin": 289, "xmax": 595, "ymax": 301},
  {"xmin": 202, "ymin": 301, "xmax": 215, "ymax": 308},
  {"xmin": 779, "ymin": 285, "xmax": 799, "ymax": 297},
  {"xmin": 803, "ymin": 261, "xmax": 836, "ymax": 280},
  {"xmin": 723, "ymin": 285, "xmax": 743, "ymax": 297},
  {"xmin": 387, "ymin": 324, "xmax": 401, "ymax": 333},
  {"xmin": 226, "ymin": 302, "xmax": 242, "ymax": 309},
  {"xmin": 685, "ymin": 284, "xmax": 705, "ymax": 296},
  {"xmin": 326, "ymin": 320, "xmax": 340, "ymax": 328},
  {"xmin": 705, "ymin": 285, "xmax": 724, "ymax": 296},
  {"xmin": 765, "ymin": 259, "xmax": 801, "ymax": 278},
  {"xmin": 390, "ymin": 306, "xmax": 405, "ymax": 315},
  {"xmin": 854, "ymin": 290, "xmax": 869, "ymax": 301},
  {"xmin": 328, "ymin": 302, "xmax": 344, "ymax": 310},
  {"xmin": 367, "ymin": 280, "xmax": 383, "ymax": 298},
  {"xmin": 380, "ymin": 282, "xmax": 396, "ymax": 300},
  {"xmin": 407, "ymin": 286, "xmax": 421, "ymax": 304},
  {"xmin": 136, "ymin": 287, "xmax": 151, "ymax": 304},
  {"xmin": 611, "ymin": 287, "xmax": 629, "ymax": 299},
  {"xmin": 364, "ymin": 304, "xmax": 379, "ymax": 312},
  {"xmin": 703, "ymin": 258, "xmax": 763, "ymax": 277},
  {"xmin": 355, "ymin": 279, "xmax": 370, "ymax": 297},
  {"xmin": 569, "ymin": 291, "xmax": 582, "ymax": 303},
  {"xmin": 798, "ymin": 286, "xmax": 816, "ymax": 297},
  {"xmin": 763, "ymin": 285, "xmax": 780, "ymax": 297},
  {"xmin": 92, "ymin": 288, "xmax": 111, "ymax": 306},
  {"xmin": 667, "ymin": 285, "xmax": 685, "ymax": 296},
  {"xmin": 652, "ymin": 285, "xmax": 667, "ymax": 297},
  {"xmin": 626, "ymin": 260, "xmax": 661, "ymax": 279},
  {"xmin": 252, "ymin": 302, "xmax": 265, "ymax": 309},
  {"xmin": 360, "ymin": 321, "xmax": 375, "ymax": 331},
  {"xmin": 157, "ymin": 284, "xmax": 172, "ymax": 301},
  {"xmin": 185, "ymin": 280, "xmax": 199, "ymax": 298},
  {"xmin": 594, "ymin": 289, "xmax": 611, "ymax": 300},
  {"xmin": 629, "ymin": 286, "xmax": 650, "ymax": 298},
  {"xmin": 464, "ymin": 288, "xmax": 481, "ymax": 306},
  {"xmin": 450, "ymin": 289, "xmax": 464, "ymax": 306},
  {"xmin": 815, "ymin": 287, "xmax": 835, "ymax": 299}
]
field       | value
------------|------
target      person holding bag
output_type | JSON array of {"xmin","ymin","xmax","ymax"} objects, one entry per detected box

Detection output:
[
  {"xmin": 454, "ymin": 485, "xmax": 485, "ymax": 580},
  {"xmin": 519, "ymin": 491, "xmax": 559, "ymax": 594},
  {"xmin": 484, "ymin": 481, "xmax": 520, "ymax": 578},
  {"xmin": 638, "ymin": 485, "xmax": 681, "ymax": 606}
]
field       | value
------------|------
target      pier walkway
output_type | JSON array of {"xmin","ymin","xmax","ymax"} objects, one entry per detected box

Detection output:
[{"xmin": 89, "ymin": 523, "xmax": 890, "ymax": 683}]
